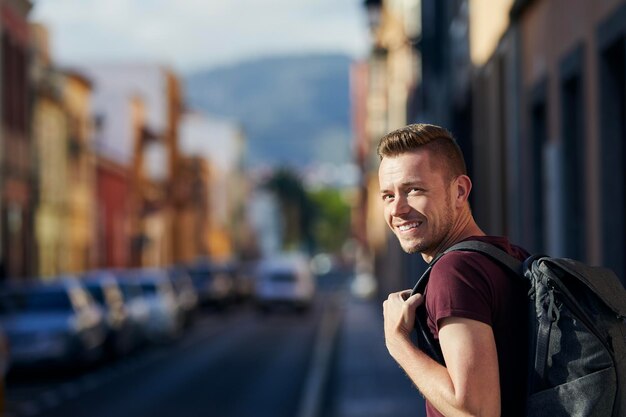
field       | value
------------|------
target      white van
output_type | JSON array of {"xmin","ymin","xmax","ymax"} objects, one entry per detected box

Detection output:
[{"xmin": 254, "ymin": 254, "xmax": 315, "ymax": 312}]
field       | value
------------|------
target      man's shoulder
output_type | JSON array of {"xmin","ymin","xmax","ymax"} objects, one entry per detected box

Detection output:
[
  {"xmin": 453, "ymin": 235, "xmax": 530, "ymax": 261},
  {"xmin": 430, "ymin": 249, "xmax": 487, "ymax": 280},
  {"xmin": 430, "ymin": 236, "xmax": 529, "ymax": 282}
]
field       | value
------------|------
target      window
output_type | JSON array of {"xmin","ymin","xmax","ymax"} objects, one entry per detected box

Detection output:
[
  {"xmin": 560, "ymin": 46, "xmax": 586, "ymax": 261},
  {"xmin": 529, "ymin": 81, "xmax": 548, "ymax": 254}
]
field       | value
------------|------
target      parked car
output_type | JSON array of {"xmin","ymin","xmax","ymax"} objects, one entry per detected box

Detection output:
[
  {"xmin": 167, "ymin": 266, "xmax": 199, "ymax": 327},
  {"xmin": 81, "ymin": 272, "xmax": 143, "ymax": 357},
  {"xmin": 113, "ymin": 273, "xmax": 151, "ymax": 347},
  {"xmin": 232, "ymin": 260, "xmax": 257, "ymax": 302},
  {"xmin": 186, "ymin": 260, "xmax": 236, "ymax": 308},
  {"xmin": 0, "ymin": 278, "xmax": 108, "ymax": 370},
  {"xmin": 253, "ymin": 254, "xmax": 316, "ymax": 313},
  {"xmin": 117, "ymin": 269, "xmax": 183, "ymax": 342}
]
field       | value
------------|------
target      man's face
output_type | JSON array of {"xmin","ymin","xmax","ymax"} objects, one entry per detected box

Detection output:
[{"xmin": 378, "ymin": 149, "xmax": 456, "ymax": 257}]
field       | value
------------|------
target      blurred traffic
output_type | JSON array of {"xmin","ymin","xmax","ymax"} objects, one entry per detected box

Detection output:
[{"xmin": 0, "ymin": 253, "xmax": 353, "ymax": 377}]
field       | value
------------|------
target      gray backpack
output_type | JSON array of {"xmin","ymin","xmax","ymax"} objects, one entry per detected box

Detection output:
[{"xmin": 411, "ymin": 240, "xmax": 626, "ymax": 417}]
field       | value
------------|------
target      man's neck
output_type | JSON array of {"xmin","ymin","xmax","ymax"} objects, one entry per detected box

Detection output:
[{"xmin": 422, "ymin": 212, "xmax": 484, "ymax": 263}]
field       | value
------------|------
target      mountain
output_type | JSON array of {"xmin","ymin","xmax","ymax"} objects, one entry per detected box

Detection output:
[{"xmin": 184, "ymin": 54, "xmax": 353, "ymax": 169}]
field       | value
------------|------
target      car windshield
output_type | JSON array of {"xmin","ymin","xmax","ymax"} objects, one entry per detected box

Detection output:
[
  {"xmin": 119, "ymin": 283, "xmax": 142, "ymax": 300},
  {"xmin": 188, "ymin": 270, "xmax": 212, "ymax": 283},
  {"xmin": 6, "ymin": 289, "xmax": 73, "ymax": 312},
  {"xmin": 140, "ymin": 283, "xmax": 158, "ymax": 295},
  {"xmin": 85, "ymin": 286, "xmax": 106, "ymax": 305},
  {"xmin": 269, "ymin": 272, "xmax": 296, "ymax": 283}
]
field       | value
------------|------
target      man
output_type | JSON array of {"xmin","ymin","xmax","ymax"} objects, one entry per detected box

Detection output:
[{"xmin": 379, "ymin": 124, "xmax": 528, "ymax": 417}]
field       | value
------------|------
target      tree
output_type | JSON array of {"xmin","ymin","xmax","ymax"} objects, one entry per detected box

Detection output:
[
  {"xmin": 264, "ymin": 168, "xmax": 315, "ymax": 252},
  {"xmin": 308, "ymin": 188, "xmax": 351, "ymax": 253}
]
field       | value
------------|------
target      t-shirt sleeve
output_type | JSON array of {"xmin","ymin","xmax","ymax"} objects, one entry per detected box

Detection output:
[{"xmin": 425, "ymin": 251, "xmax": 494, "ymax": 337}]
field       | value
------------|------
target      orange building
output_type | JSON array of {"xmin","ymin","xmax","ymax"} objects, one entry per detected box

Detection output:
[{"xmin": 172, "ymin": 156, "xmax": 210, "ymax": 262}]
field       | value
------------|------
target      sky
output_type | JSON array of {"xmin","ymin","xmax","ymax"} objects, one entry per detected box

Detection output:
[{"xmin": 31, "ymin": 0, "xmax": 371, "ymax": 74}]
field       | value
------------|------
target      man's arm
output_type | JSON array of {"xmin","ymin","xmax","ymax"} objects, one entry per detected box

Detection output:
[{"xmin": 383, "ymin": 290, "xmax": 501, "ymax": 417}]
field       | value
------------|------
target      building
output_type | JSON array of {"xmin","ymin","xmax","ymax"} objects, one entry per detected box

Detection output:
[
  {"xmin": 417, "ymin": 0, "xmax": 472, "ymax": 172},
  {"xmin": 354, "ymin": 0, "xmax": 626, "ymax": 291},
  {"xmin": 468, "ymin": 0, "xmax": 626, "ymax": 284},
  {"xmin": 179, "ymin": 111, "xmax": 249, "ymax": 262},
  {"xmin": 514, "ymin": 0, "xmax": 626, "ymax": 282},
  {"xmin": 355, "ymin": 0, "xmax": 424, "ymax": 297},
  {"xmin": 0, "ymin": 0, "xmax": 33, "ymax": 279},
  {"xmin": 81, "ymin": 63, "xmax": 183, "ymax": 268},
  {"xmin": 95, "ymin": 155, "xmax": 131, "ymax": 269},
  {"xmin": 30, "ymin": 24, "xmax": 97, "ymax": 277},
  {"xmin": 30, "ymin": 23, "xmax": 68, "ymax": 277},
  {"xmin": 468, "ymin": 0, "xmax": 520, "ymax": 241},
  {"xmin": 61, "ymin": 70, "xmax": 96, "ymax": 273},
  {"xmin": 171, "ymin": 155, "xmax": 210, "ymax": 262}
]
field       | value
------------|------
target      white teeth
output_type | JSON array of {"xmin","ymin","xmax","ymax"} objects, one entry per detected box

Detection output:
[{"xmin": 398, "ymin": 222, "xmax": 419, "ymax": 231}]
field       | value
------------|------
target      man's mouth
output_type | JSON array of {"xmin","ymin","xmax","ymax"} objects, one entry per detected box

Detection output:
[{"xmin": 397, "ymin": 221, "xmax": 421, "ymax": 232}]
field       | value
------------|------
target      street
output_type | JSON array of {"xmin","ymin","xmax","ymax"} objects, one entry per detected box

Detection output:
[{"xmin": 6, "ymin": 296, "xmax": 337, "ymax": 417}]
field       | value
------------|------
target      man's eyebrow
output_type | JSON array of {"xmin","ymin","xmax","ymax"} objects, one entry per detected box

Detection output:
[
  {"xmin": 399, "ymin": 180, "xmax": 425, "ymax": 187},
  {"xmin": 379, "ymin": 180, "xmax": 425, "ymax": 193}
]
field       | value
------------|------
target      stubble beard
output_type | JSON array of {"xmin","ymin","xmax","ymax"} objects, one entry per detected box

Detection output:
[
  {"xmin": 397, "ymin": 207, "xmax": 454, "ymax": 256},
  {"xmin": 399, "ymin": 236, "xmax": 428, "ymax": 254}
]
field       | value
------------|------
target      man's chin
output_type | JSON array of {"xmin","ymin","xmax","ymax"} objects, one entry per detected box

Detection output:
[{"xmin": 399, "ymin": 239, "xmax": 426, "ymax": 254}]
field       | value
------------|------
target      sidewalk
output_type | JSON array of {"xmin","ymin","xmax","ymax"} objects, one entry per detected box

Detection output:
[{"xmin": 330, "ymin": 294, "xmax": 425, "ymax": 417}]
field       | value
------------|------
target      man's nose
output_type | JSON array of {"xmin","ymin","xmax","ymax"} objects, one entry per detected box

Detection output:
[{"xmin": 390, "ymin": 195, "xmax": 410, "ymax": 216}]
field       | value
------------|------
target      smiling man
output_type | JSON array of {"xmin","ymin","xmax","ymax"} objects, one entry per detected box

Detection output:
[{"xmin": 378, "ymin": 124, "xmax": 529, "ymax": 417}]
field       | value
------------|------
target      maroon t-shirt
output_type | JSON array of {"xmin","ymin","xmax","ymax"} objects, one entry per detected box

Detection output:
[{"xmin": 423, "ymin": 236, "xmax": 529, "ymax": 417}]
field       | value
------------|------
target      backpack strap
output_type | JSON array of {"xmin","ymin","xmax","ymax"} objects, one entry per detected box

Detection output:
[{"xmin": 442, "ymin": 240, "xmax": 524, "ymax": 276}]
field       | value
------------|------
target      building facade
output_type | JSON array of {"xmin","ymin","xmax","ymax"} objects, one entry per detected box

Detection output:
[
  {"xmin": 31, "ymin": 23, "xmax": 68, "ymax": 278},
  {"xmin": 61, "ymin": 70, "xmax": 96, "ymax": 273},
  {"xmin": 171, "ymin": 155, "xmax": 209, "ymax": 263},
  {"xmin": 355, "ymin": 0, "xmax": 626, "ymax": 294},
  {"xmin": 0, "ymin": 0, "xmax": 33, "ymax": 279},
  {"xmin": 179, "ymin": 111, "xmax": 249, "ymax": 262},
  {"xmin": 95, "ymin": 156, "xmax": 131, "ymax": 269},
  {"xmin": 467, "ymin": 0, "xmax": 626, "ymax": 284},
  {"xmin": 354, "ymin": 0, "xmax": 424, "ymax": 297},
  {"xmin": 82, "ymin": 63, "xmax": 182, "ymax": 268},
  {"xmin": 514, "ymin": 0, "xmax": 626, "ymax": 282}
]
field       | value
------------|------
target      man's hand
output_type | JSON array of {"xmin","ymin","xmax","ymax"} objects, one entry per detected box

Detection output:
[
  {"xmin": 383, "ymin": 291, "xmax": 502, "ymax": 417},
  {"xmin": 383, "ymin": 290, "xmax": 423, "ymax": 358}
]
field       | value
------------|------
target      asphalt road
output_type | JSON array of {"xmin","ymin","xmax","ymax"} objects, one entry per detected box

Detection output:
[{"xmin": 6, "ymin": 297, "xmax": 334, "ymax": 417}]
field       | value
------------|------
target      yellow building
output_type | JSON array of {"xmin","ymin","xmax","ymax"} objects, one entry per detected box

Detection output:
[
  {"xmin": 31, "ymin": 24, "xmax": 67, "ymax": 278},
  {"xmin": 33, "ymin": 89, "xmax": 68, "ymax": 277},
  {"xmin": 30, "ymin": 23, "xmax": 96, "ymax": 277},
  {"xmin": 61, "ymin": 71, "xmax": 96, "ymax": 273}
]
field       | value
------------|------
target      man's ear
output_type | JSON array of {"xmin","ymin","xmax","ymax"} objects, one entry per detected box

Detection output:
[{"xmin": 454, "ymin": 175, "xmax": 472, "ymax": 206}]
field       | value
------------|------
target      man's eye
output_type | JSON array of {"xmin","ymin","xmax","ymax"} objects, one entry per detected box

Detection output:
[{"xmin": 382, "ymin": 194, "xmax": 394, "ymax": 201}]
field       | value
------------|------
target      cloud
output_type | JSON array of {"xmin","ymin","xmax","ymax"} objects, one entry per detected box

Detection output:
[{"xmin": 30, "ymin": 0, "xmax": 369, "ymax": 72}]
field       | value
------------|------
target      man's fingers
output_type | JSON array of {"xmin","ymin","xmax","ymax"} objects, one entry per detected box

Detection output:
[
  {"xmin": 405, "ymin": 293, "xmax": 424, "ymax": 308},
  {"xmin": 387, "ymin": 290, "xmax": 424, "ymax": 307}
]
